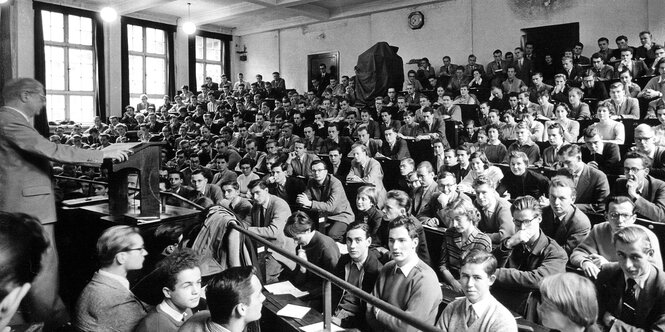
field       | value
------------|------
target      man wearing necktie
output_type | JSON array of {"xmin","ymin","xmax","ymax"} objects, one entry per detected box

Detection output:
[
  {"xmin": 596, "ymin": 225, "xmax": 665, "ymax": 331},
  {"xmin": 556, "ymin": 144, "xmax": 610, "ymax": 214},
  {"xmin": 437, "ymin": 249, "xmax": 517, "ymax": 331},
  {"xmin": 247, "ymin": 179, "xmax": 296, "ymax": 283}
]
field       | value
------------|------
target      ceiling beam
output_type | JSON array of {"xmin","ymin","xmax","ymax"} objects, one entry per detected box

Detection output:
[
  {"xmin": 281, "ymin": 4, "xmax": 330, "ymax": 20},
  {"xmin": 233, "ymin": 0, "xmax": 446, "ymax": 36},
  {"xmin": 244, "ymin": 0, "xmax": 330, "ymax": 20},
  {"xmin": 191, "ymin": 2, "xmax": 267, "ymax": 26},
  {"xmin": 115, "ymin": 0, "xmax": 180, "ymax": 15}
]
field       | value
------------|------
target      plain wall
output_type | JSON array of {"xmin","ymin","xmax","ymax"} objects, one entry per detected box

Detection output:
[{"xmin": 237, "ymin": 0, "xmax": 664, "ymax": 93}]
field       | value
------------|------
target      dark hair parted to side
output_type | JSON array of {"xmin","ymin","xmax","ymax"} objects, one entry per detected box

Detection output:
[
  {"xmin": 206, "ymin": 266, "xmax": 258, "ymax": 324},
  {"xmin": 0, "ymin": 212, "xmax": 49, "ymax": 299}
]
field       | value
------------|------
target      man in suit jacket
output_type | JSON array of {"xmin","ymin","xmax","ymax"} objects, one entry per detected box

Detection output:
[
  {"xmin": 486, "ymin": 50, "xmax": 508, "ymax": 87},
  {"xmin": 247, "ymin": 179, "xmax": 296, "ymax": 283},
  {"xmin": 332, "ymin": 222, "xmax": 383, "ymax": 330},
  {"xmin": 411, "ymin": 162, "xmax": 440, "ymax": 223},
  {"xmin": 287, "ymin": 140, "xmax": 320, "ymax": 178},
  {"xmin": 512, "ymin": 47, "xmax": 533, "ymax": 84},
  {"xmin": 191, "ymin": 171, "xmax": 224, "ymax": 205},
  {"xmin": 355, "ymin": 125, "xmax": 382, "ymax": 158},
  {"xmin": 582, "ymin": 126, "xmax": 622, "ymax": 174},
  {"xmin": 492, "ymin": 196, "xmax": 567, "ymax": 315},
  {"xmin": 602, "ymin": 82, "xmax": 641, "ymax": 119},
  {"xmin": 165, "ymin": 170, "xmax": 197, "ymax": 207},
  {"xmin": 557, "ymin": 144, "xmax": 610, "ymax": 214},
  {"xmin": 0, "ymin": 78, "xmax": 130, "ymax": 327},
  {"xmin": 347, "ymin": 144, "xmax": 387, "ymax": 207},
  {"xmin": 614, "ymin": 48, "xmax": 650, "ymax": 78},
  {"xmin": 417, "ymin": 107, "xmax": 450, "ymax": 148},
  {"xmin": 327, "ymin": 147, "xmax": 352, "ymax": 182},
  {"xmin": 596, "ymin": 226, "xmax": 665, "ymax": 331},
  {"xmin": 379, "ymin": 127, "xmax": 410, "ymax": 159},
  {"xmin": 473, "ymin": 175, "xmax": 515, "ymax": 245},
  {"xmin": 615, "ymin": 151, "xmax": 665, "ymax": 222},
  {"xmin": 540, "ymin": 176, "xmax": 591, "ymax": 256},
  {"xmin": 74, "ymin": 226, "xmax": 150, "ymax": 332},
  {"xmin": 559, "ymin": 56, "xmax": 584, "ymax": 87},
  {"xmin": 297, "ymin": 160, "xmax": 355, "ymax": 242}
]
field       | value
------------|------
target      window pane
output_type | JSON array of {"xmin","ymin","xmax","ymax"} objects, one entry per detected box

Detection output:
[
  {"xmin": 145, "ymin": 28, "xmax": 165, "ymax": 54},
  {"xmin": 129, "ymin": 55, "xmax": 144, "ymax": 94},
  {"xmin": 42, "ymin": 11, "xmax": 64, "ymax": 42},
  {"xmin": 206, "ymin": 65, "xmax": 222, "ymax": 86},
  {"xmin": 206, "ymin": 38, "xmax": 221, "ymax": 61},
  {"xmin": 44, "ymin": 46, "xmax": 66, "ymax": 90},
  {"xmin": 69, "ymin": 95, "xmax": 94, "ymax": 123},
  {"xmin": 46, "ymin": 94, "xmax": 66, "ymax": 121},
  {"xmin": 196, "ymin": 63, "xmax": 204, "ymax": 90},
  {"xmin": 128, "ymin": 24, "xmax": 143, "ymax": 52},
  {"xmin": 68, "ymin": 49, "xmax": 94, "ymax": 91},
  {"xmin": 145, "ymin": 57, "xmax": 165, "ymax": 95},
  {"xmin": 195, "ymin": 36, "xmax": 204, "ymax": 60},
  {"xmin": 68, "ymin": 15, "xmax": 92, "ymax": 46}
]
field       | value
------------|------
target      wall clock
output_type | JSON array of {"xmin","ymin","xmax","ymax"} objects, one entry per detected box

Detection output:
[{"xmin": 408, "ymin": 11, "xmax": 424, "ymax": 30}]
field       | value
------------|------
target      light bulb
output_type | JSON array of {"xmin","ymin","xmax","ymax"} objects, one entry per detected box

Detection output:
[
  {"xmin": 0, "ymin": 0, "xmax": 9, "ymax": 4},
  {"xmin": 182, "ymin": 21, "xmax": 197, "ymax": 34},
  {"xmin": 100, "ymin": 7, "xmax": 117, "ymax": 22}
]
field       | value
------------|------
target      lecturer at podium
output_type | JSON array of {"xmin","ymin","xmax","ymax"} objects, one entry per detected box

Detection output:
[{"xmin": 0, "ymin": 78, "xmax": 130, "ymax": 328}]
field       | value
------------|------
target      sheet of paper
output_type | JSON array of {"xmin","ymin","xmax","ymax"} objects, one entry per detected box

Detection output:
[
  {"xmin": 276, "ymin": 304, "xmax": 310, "ymax": 319},
  {"xmin": 300, "ymin": 322, "xmax": 344, "ymax": 332},
  {"xmin": 264, "ymin": 281, "xmax": 309, "ymax": 298}
]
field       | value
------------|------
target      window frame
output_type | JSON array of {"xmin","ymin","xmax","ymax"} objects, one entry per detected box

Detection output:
[
  {"xmin": 121, "ymin": 17, "xmax": 176, "ymax": 111},
  {"xmin": 188, "ymin": 30, "xmax": 231, "ymax": 95},
  {"xmin": 39, "ymin": 7, "xmax": 97, "ymax": 123}
]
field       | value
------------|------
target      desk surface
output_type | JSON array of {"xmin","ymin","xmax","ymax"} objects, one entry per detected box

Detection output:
[{"xmin": 262, "ymin": 291, "xmax": 323, "ymax": 331}]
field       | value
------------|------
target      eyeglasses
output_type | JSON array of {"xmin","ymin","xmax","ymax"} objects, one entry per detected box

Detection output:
[
  {"xmin": 123, "ymin": 246, "xmax": 145, "ymax": 252},
  {"xmin": 635, "ymin": 136, "xmax": 653, "ymax": 142},
  {"xmin": 623, "ymin": 167, "xmax": 645, "ymax": 174},
  {"xmin": 608, "ymin": 212, "xmax": 633, "ymax": 220},
  {"xmin": 514, "ymin": 216, "xmax": 539, "ymax": 226},
  {"xmin": 29, "ymin": 91, "xmax": 46, "ymax": 101}
]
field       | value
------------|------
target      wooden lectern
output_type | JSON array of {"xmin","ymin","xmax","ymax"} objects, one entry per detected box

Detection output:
[{"xmin": 102, "ymin": 142, "xmax": 163, "ymax": 219}]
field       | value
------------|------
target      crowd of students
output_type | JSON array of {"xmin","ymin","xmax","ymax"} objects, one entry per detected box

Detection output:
[{"xmin": 10, "ymin": 30, "xmax": 665, "ymax": 332}]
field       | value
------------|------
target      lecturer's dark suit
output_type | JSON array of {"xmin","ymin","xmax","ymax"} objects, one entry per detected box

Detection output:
[
  {"xmin": 0, "ymin": 106, "xmax": 105, "ymax": 325},
  {"xmin": 596, "ymin": 264, "xmax": 665, "ymax": 331}
]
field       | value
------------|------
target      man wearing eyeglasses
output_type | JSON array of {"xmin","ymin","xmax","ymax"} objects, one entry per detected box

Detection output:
[
  {"xmin": 74, "ymin": 226, "xmax": 149, "ymax": 332},
  {"xmin": 0, "ymin": 78, "xmax": 131, "ymax": 328},
  {"xmin": 491, "ymin": 195, "xmax": 567, "ymax": 315},
  {"xmin": 614, "ymin": 151, "xmax": 665, "ymax": 222},
  {"xmin": 633, "ymin": 124, "xmax": 665, "ymax": 180},
  {"xmin": 570, "ymin": 196, "xmax": 662, "ymax": 279}
]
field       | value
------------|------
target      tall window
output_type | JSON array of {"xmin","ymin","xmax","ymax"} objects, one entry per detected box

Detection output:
[
  {"xmin": 127, "ymin": 24, "xmax": 168, "ymax": 107},
  {"xmin": 41, "ymin": 10, "xmax": 95, "ymax": 123},
  {"xmin": 195, "ymin": 36, "xmax": 223, "ymax": 89}
]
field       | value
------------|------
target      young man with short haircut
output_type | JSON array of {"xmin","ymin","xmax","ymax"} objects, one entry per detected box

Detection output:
[
  {"xmin": 367, "ymin": 217, "xmax": 442, "ymax": 332},
  {"xmin": 596, "ymin": 226, "xmax": 665, "ymax": 331},
  {"xmin": 437, "ymin": 249, "xmax": 517, "ymax": 331},
  {"xmin": 332, "ymin": 222, "xmax": 383, "ymax": 330},
  {"xmin": 179, "ymin": 267, "xmax": 265, "ymax": 332},
  {"xmin": 135, "ymin": 249, "xmax": 202, "ymax": 332}
]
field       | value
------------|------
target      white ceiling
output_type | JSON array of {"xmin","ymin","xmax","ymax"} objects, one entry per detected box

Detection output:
[{"xmin": 39, "ymin": 0, "xmax": 445, "ymax": 36}]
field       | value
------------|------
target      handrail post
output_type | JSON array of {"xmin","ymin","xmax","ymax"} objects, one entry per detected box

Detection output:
[{"xmin": 323, "ymin": 279, "xmax": 332, "ymax": 332}]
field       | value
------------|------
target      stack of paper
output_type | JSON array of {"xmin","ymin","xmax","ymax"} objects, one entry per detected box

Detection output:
[
  {"xmin": 276, "ymin": 304, "xmax": 310, "ymax": 319},
  {"xmin": 264, "ymin": 281, "xmax": 309, "ymax": 298}
]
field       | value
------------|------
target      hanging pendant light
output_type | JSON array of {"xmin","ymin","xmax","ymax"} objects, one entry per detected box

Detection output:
[{"xmin": 182, "ymin": 2, "xmax": 197, "ymax": 35}]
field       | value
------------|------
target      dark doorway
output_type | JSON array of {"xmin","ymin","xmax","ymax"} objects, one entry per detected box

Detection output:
[{"xmin": 522, "ymin": 22, "xmax": 579, "ymax": 71}]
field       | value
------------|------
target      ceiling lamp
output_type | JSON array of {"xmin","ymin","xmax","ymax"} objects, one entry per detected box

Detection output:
[
  {"xmin": 182, "ymin": 2, "xmax": 196, "ymax": 35},
  {"xmin": 100, "ymin": 6, "xmax": 117, "ymax": 22}
]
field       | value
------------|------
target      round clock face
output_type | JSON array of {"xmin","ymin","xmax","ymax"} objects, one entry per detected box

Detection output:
[{"xmin": 408, "ymin": 11, "xmax": 424, "ymax": 29}]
